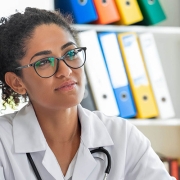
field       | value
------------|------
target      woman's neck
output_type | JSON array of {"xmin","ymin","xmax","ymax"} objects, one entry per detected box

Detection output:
[
  {"xmin": 31, "ymin": 103, "xmax": 81, "ymax": 175},
  {"xmin": 32, "ymin": 103, "xmax": 80, "ymax": 144}
]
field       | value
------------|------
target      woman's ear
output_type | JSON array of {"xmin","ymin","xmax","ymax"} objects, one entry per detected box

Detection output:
[{"xmin": 5, "ymin": 72, "xmax": 27, "ymax": 95}]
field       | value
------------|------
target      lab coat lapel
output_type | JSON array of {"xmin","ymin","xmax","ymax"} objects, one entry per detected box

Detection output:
[
  {"xmin": 77, "ymin": 104, "xmax": 114, "ymax": 149},
  {"xmin": 42, "ymin": 146, "xmax": 64, "ymax": 180},
  {"xmin": 13, "ymin": 103, "xmax": 46, "ymax": 153},
  {"xmin": 72, "ymin": 105, "xmax": 114, "ymax": 180},
  {"xmin": 72, "ymin": 141, "xmax": 97, "ymax": 180}
]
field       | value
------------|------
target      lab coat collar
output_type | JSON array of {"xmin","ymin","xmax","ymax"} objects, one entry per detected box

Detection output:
[
  {"xmin": 13, "ymin": 103, "xmax": 47, "ymax": 153},
  {"xmin": 12, "ymin": 103, "xmax": 114, "ymax": 179},
  {"xmin": 13, "ymin": 103, "xmax": 114, "ymax": 153},
  {"xmin": 78, "ymin": 104, "xmax": 114, "ymax": 149}
]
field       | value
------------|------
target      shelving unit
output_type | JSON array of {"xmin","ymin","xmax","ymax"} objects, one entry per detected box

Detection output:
[
  {"xmin": 130, "ymin": 119, "xmax": 180, "ymax": 158},
  {"xmin": 132, "ymin": 120, "xmax": 180, "ymax": 159},
  {"xmin": 74, "ymin": 24, "xmax": 180, "ymax": 118},
  {"xmin": 74, "ymin": 24, "xmax": 180, "ymax": 158},
  {"xmin": 74, "ymin": 24, "xmax": 180, "ymax": 34}
]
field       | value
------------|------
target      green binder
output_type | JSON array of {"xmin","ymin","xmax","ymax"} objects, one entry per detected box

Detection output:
[{"xmin": 137, "ymin": 0, "xmax": 166, "ymax": 25}]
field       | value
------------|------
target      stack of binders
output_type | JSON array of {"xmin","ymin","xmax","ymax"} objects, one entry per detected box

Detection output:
[
  {"xmin": 54, "ymin": 0, "xmax": 166, "ymax": 25},
  {"xmin": 78, "ymin": 28, "xmax": 175, "ymax": 119}
]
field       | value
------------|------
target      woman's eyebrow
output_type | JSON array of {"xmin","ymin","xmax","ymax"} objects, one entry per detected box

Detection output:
[
  {"xmin": 61, "ymin": 42, "xmax": 76, "ymax": 50},
  {"xmin": 30, "ymin": 42, "xmax": 76, "ymax": 62},
  {"xmin": 30, "ymin": 50, "xmax": 52, "ymax": 62}
]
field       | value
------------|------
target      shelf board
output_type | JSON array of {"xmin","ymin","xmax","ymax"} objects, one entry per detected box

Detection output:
[
  {"xmin": 127, "ymin": 118, "xmax": 180, "ymax": 126},
  {"xmin": 73, "ymin": 24, "xmax": 180, "ymax": 34}
]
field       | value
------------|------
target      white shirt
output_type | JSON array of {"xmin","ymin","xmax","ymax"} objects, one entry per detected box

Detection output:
[{"xmin": 0, "ymin": 103, "xmax": 175, "ymax": 180}]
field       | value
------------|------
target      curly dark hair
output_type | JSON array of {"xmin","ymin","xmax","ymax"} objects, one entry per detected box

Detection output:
[{"xmin": 0, "ymin": 7, "xmax": 79, "ymax": 106}]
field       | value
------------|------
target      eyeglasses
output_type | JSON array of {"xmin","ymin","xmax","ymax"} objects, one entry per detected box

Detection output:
[{"xmin": 15, "ymin": 47, "xmax": 87, "ymax": 78}]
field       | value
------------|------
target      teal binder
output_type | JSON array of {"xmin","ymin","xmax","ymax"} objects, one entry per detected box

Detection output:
[{"xmin": 137, "ymin": 0, "xmax": 166, "ymax": 25}]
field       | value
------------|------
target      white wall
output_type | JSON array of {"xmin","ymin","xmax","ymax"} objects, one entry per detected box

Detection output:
[
  {"xmin": 0, "ymin": 0, "xmax": 54, "ymax": 17},
  {"xmin": 158, "ymin": 0, "xmax": 180, "ymax": 27}
]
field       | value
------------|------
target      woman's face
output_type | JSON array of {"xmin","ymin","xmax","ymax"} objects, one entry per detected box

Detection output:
[{"xmin": 19, "ymin": 24, "xmax": 85, "ymax": 110}]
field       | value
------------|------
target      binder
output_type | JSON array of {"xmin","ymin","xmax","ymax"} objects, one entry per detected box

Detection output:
[
  {"xmin": 169, "ymin": 159, "xmax": 179, "ymax": 180},
  {"xmin": 54, "ymin": 0, "xmax": 98, "ymax": 24},
  {"xmin": 114, "ymin": 0, "xmax": 143, "ymax": 25},
  {"xmin": 80, "ymin": 71, "xmax": 96, "ymax": 111},
  {"xmin": 92, "ymin": 0, "xmax": 120, "ymax": 24},
  {"xmin": 117, "ymin": 32, "xmax": 158, "ymax": 119},
  {"xmin": 98, "ymin": 32, "xmax": 136, "ymax": 118},
  {"xmin": 78, "ymin": 30, "xmax": 120, "ymax": 116},
  {"xmin": 138, "ymin": 33, "xmax": 175, "ymax": 119},
  {"xmin": 137, "ymin": 0, "xmax": 166, "ymax": 25}
]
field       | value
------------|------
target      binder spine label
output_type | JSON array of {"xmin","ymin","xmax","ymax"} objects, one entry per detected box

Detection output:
[
  {"xmin": 123, "ymin": 35, "xmax": 148, "ymax": 86},
  {"xmin": 100, "ymin": 34, "xmax": 128, "ymax": 88}
]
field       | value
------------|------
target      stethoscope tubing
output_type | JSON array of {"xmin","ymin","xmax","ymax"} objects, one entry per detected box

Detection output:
[
  {"xmin": 27, "ymin": 153, "xmax": 42, "ymax": 180},
  {"xmin": 27, "ymin": 147, "xmax": 111, "ymax": 180},
  {"xmin": 90, "ymin": 147, "xmax": 111, "ymax": 174}
]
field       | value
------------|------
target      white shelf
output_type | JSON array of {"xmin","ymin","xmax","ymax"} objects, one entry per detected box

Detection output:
[
  {"xmin": 128, "ymin": 118, "xmax": 180, "ymax": 126},
  {"xmin": 73, "ymin": 24, "xmax": 180, "ymax": 34}
]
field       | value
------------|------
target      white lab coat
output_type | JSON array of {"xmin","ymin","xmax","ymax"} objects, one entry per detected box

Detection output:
[{"xmin": 0, "ymin": 103, "xmax": 175, "ymax": 180}]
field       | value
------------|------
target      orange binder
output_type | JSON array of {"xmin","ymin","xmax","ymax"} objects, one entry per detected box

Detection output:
[
  {"xmin": 114, "ymin": 0, "xmax": 143, "ymax": 25},
  {"xmin": 93, "ymin": 0, "xmax": 120, "ymax": 24}
]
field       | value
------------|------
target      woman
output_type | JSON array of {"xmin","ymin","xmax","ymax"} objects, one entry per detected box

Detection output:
[{"xmin": 0, "ymin": 7, "xmax": 175, "ymax": 180}]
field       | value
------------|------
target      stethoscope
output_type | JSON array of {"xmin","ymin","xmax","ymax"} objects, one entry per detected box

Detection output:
[{"xmin": 26, "ymin": 147, "xmax": 111, "ymax": 180}]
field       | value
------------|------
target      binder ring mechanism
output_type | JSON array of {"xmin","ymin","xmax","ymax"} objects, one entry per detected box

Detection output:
[
  {"xmin": 121, "ymin": 92, "xmax": 128, "ymax": 101},
  {"xmin": 125, "ymin": 1, "xmax": 131, "ymax": 6},
  {"xmin": 78, "ymin": 0, "xmax": 87, "ymax": 5},
  {"xmin": 102, "ymin": 0, "xmax": 108, "ymax": 6},
  {"xmin": 143, "ymin": 95, "xmax": 148, "ymax": 101},
  {"xmin": 162, "ymin": 97, "xmax": 166, "ymax": 102},
  {"xmin": 148, "ymin": 0, "xmax": 155, "ymax": 5},
  {"xmin": 103, "ymin": 94, "xmax": 107, "ymax": 99}
]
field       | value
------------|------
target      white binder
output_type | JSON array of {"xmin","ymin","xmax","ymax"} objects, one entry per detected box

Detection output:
[
  {"xmin": 78, "ymin": 30, "xmax": 120, "ymax": 116},
  {"xmin": 138, "ymin": 33, "xmax": 175, "ymax": 119}
]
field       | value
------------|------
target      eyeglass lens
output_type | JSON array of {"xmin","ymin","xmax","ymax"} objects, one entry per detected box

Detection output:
[{"xmin": 34, "ymin": 48, "xmax": 85, "ymax": 78}]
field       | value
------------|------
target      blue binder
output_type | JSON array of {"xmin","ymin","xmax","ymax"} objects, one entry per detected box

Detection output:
[
  {"xmin": 98, "ymin": 32, "xmax": 137, "ymax": 118},
  {"xmin": 54, "ymin": 0, "xmax": 98, "ymax": 24}
]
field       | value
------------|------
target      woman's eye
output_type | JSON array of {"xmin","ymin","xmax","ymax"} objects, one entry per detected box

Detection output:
[
  {"xmin": 66, "ymin": 50, "xmax": 78, "ymax": 60},
  {"xmin": 35, "ymin": 58, "xmax": 55, "ymax": 68}
]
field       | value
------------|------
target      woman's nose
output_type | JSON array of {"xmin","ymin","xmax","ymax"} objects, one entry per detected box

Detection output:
[{"xmin": 55, "ymin": 60, "xmax": 72, "ymax": 78}]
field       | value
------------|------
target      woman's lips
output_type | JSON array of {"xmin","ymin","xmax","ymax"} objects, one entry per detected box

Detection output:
[{"xmin": 55, "ymin": 81, "xmax": 77, "ymax": 91}]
